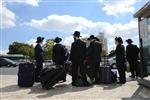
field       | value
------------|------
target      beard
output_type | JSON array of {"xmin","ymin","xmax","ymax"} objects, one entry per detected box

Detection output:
[{"xmin": 74, "ymin": 37, "xmax": 77, "ymax": 41}]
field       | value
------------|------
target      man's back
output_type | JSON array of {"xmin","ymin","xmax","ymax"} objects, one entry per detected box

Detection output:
[
  {"xmin": 126, "ymin": 44, "xmax": 139, "ymax": 60},
  {"xmin": 35, "ymin": 43, "xmax": 44, "ymax": 61},
  {"xmin": 52, "ymin": 44, "xmax": 65, "ymax": 64},
  {"xmin": 88, "ymin": 41, "xmax": 102, "ymax": 62},
  {"xmin": 70, "ymin": 39, "xmax": 86, "ymax": 63}
]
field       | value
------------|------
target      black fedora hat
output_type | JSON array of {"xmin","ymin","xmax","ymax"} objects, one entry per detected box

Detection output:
[
  {"xmin": 115, "ymin": 37, "xmax": 123, "ymax": 44},
  {"xmin": 54, "ymin": 37, "xmax": 62, "ymax": 43},
  {"xmin": 126, "ymin": 39, "xmax": 133, "ymax": 43},
  {"xmin": 87, "ymin": 35, "xmax": 95, "ymax": 40},
  {"xmin": 36, "ymin": 36, "xmax": 44, "ymax": 43},
  {"xmin": 73, "ymin": 31, "xmax": 81, "ymax": 37}
]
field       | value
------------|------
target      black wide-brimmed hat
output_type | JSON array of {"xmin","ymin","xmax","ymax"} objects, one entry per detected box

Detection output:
[
  {"xmin": 115, "ymin": 37, "xmax": 123, "ymax": 44},
  {"xmin": 54, "ymin": 37, "xmax": 62, "ymax": 43},
  {"xmin": 36, "ymin": 36, "xmax": 44, "ymax": 43},
  {"xmin": 87, "ymin": 35, "xmax": 99, "ymax": 41},
  {"xmin": 73, "ymin": 31, "xmax": 81, "ymax": 37},
  {"xmin": 87, "ymin": 35, "xmax": 95, "ymax": 40},
  {"xmin": 126, "ymin": 39, "xmax": 133, "ymax": 43}
]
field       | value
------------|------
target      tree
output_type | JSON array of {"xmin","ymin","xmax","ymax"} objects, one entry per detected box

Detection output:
[
  {"xmin": 8, "ymin": 39, "xmax": 55, "ymax": 60},
  {"xmin": 43, "ymin": 39, "xmax": 55, "ymax": 60},
  {"xmin": 8, "ymin": 42, "xmax": 34, "ymax": 59},
  {"xmin": 108, "ymin": 50, "xmax": 115, "ymax": 57}
]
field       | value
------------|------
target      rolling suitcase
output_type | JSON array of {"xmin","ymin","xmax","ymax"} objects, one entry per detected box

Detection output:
[
  {"xmin": 99, "ymin": 57, "xmax": 112, "ymax": 84},
  {"xmin": 18, "ymin": 63, "xmax": 35, "ymax": 87},
  {"xmin": 136, "ymin": 61, "xmax": 148, "ymax": 78},
  {"xmin": 40, "ymin": 65, "xmax": 66, "ymax": 89}
]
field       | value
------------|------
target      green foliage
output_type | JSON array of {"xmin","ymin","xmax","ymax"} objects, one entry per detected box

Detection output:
[
  {"xmin": 8, "ymin": 39, "xmax": 55, "ymax": 60},
  {"xmin": 108, "ymin": 50, "xmax": 115, "ymax": 57},
  {"xmin": 8, "ymin": 42, "xmax": 34, "ymax": 59},
  {"xmin": 43, "ymin": 39, "xmax": 55, "ymax": 60}
]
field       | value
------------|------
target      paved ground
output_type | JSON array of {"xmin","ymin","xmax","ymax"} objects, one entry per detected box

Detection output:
[{"xmin": 0, "ymin": 67, "xmax": 150, "ymax": 100}]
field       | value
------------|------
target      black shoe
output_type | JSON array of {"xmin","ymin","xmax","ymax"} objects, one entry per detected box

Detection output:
[
  {"xmin": 93, "ymin": 81, "xmax": 101, "ymax": 85},
  {"xmin": 35, "ymin": 79, "xmax": 40, "ymax": 83},
  {"xmin": 117, "ymin": 81, "xmax": 126, "ymax": 84},
  {"xmin": 63, "ymin": 80, "xmax": 66, "ymax": 82},
  {"xmin": 83, "ymin": 82, "xmax": 92, "ymax": 87},
  {"xmin": 129, "ymin": 76, "xmax": 135, "ymax": 78},
  {"xmin": 72, "ymin": 82, "xmax": 77, "ymax": 86}
]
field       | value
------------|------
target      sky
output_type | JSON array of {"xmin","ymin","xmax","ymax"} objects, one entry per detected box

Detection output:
[{"xmin": 0, "ymin": 0, "xmax": 149, "ymax": 54}]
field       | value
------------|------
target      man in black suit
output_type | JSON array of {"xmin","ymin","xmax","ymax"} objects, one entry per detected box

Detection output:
[
  {"xmin": 126, "ymin": 39, "xmax": 140, "ymax": 78},
  {"xmin": 115, "ymin": 37, "xmax": 126, "ymax": 84},
  {"xmin": 35, "ymin": 36, "xmax": 44, "ymax": 82},
  {"xmin": 70, "ymin": 31, "xmax": 90, "ymax": 86},
  {"xmin": 52, "ymin": 37, "xmax": 66, "ymax": 81},
  {"xmin": 87, "ymin": 35, "xmax": 102, "ymax": 84}
]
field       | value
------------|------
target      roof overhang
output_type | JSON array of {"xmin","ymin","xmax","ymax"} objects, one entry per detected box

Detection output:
[{"xmin": 134, "ymin": 2, "xmax": 150, "ymax": 18}]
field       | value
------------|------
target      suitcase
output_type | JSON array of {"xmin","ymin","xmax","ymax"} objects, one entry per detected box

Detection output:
[
  {"xmin": 99, "ymin": 67, "xmax": 112, "ymax": 84},
  {"xmin": 99, "ymin": 56, "xmax": 112, "ymax": 84},
  {"xmin": 136, "ymin": 61, "xmax": 148, "ymax": 78},
  {"xmin": 40, "ymin": 65, "xmax": 66, "ymax": 89},
  {"xmin": 18, "ymin": 63, "xmax": 35, "ymax": 87}
]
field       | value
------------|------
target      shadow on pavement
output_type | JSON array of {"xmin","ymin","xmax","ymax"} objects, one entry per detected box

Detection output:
[
  {"xmin": 28, "ymin": 83, "xmax": 93, "ymax": 99},
  {"xmin": 0, "ymin": 84, "xmax": 30, "ymax": 92},
  {"xmin": 122, "ymin": 86, "xmax": 150, "ymax": 99}
]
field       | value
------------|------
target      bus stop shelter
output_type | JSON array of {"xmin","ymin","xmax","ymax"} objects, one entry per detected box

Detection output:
[{"xmin": 134, "ymin": 1, "xmax": 150, "ymax": 88}]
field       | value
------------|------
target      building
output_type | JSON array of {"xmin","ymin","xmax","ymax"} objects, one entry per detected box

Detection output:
[
  {"xmin": 134, "ymin": 1, "xmax": 150, "ymax": 87},
  {"xmin": 97, "ymin": 32, "xmax": 108, "ymax": 54},
  {"xmin": 82, "ymin": 32, "xmax": 108, "ymax": 55}
]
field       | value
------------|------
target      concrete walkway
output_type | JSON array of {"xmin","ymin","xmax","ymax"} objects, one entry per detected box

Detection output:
[{"xmin": 0, "ymin": 67, "xmax": 150, "ymax": 100}]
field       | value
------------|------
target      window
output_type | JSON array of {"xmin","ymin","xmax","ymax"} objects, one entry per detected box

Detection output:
[{"xmin": 148, "ymin": 17, "xmax": 150, "ymax": 34}]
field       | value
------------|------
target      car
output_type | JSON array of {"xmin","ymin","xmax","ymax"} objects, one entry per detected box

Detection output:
[
  {"xmin": 0, "ymin": 58, "xmax": 18, "ymax": 67},
  {"xmin": 108, "ymin": 56, "xmax": 117, "ymax": 69},
  {"xmin": 43, "ymin": 60, "xmax": 53, "ymax": 68}
]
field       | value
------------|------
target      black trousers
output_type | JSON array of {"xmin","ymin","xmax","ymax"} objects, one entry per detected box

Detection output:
[
  {"xmin": 72, "ymin": 62, "xmax": 87, "ymax": 84},
  {"xmin": 35, "ymin": 61, "xmax": 43, "ymax": 81},
  {"xmin": 117, "ymin": 62, "xmax": 126, "ymax": 83},
  {"xmin": 56, "ymin": 63, "xmax": 67, "ymax": 81},
  {"xmin": 91, "ymin": 62, "xmax": 100, "ymax": 82},
  {"xmin": 128, "ymin": 60, "xmax": 138, "ymax": 77}
]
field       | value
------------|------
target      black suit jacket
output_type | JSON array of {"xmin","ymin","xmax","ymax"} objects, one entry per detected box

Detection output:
[
  {"xmin": 115, "ymin": 44, "xmax": 125, "ymax": 63},
  {"xmin": 87, "ymin": 41, "xmax": 102, "ymax": 63},
  {"xmin": 70, "ymin": 39, "xmax": 86, "ymax": 63},
  {"xmin": 52, "ymin": 44, "xmax": 65, "ymax": 65},
  {"xmin": 34, "ymin": 43, "xmax": 44, "ymax": 62},
  {"xmin": 126, "ymin": 44, "xmax": 139, "ymax": 61}
]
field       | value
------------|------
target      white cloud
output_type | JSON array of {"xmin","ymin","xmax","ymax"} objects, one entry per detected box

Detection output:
[
  {"xmin": 25, "ymin": 14, "xmax": 96, "ymax": 33},
  {"xmin": 25, "ymin": 14, "xmax": 138, "ymax": 51},
  {"xmin": 0, "ymin": 3, "xmax": 16, "ymax": 28},
  {"xmin": 99, "ymin": 0, "xmax": 136, "ymax": 17},
  {"xmin": 3, "ymin": 0, "xmax": 39, "ymax": 7},
  {"xmin": 0, "ymin": 50, "xmax": 8, "ymax": 55},
  {"xmin": 26, "ymin": 39, "xmax": 37, "ymax": 47}
]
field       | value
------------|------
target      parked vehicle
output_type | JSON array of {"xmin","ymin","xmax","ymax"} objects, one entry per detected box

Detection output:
[
  {"xmin": 108, "ymin": 56, "xmax": 117, "ymax": 69},
  {"xmin": 43, "ymin": 60, "xmax": 53, "ymax": 68},
  {"xmin": 0, "ymin": 58, "xmax": 18, "ymax": 67}
]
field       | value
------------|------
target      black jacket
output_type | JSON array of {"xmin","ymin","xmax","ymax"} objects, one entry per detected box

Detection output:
[
  {"xmin": 115, "ymin": 44, "xmax": 125, "ymax": 63},
  {"xmin": 52, "ymin": 44, "xmax": 65, "ymax": 65},
  {"xmin": 126, "ymin": 44, "xmax": 139, "ymax": 61},
  {"xmin": 87, "ymin": 41, "xmax": 102, "ymax": 63},
  {"xmin": 70, "ymin": 39, "xmax": 86, "ymax": 63},
  {"xmin": 34, "ymin": 43, "xmax": 44, "ymax": 62}
]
